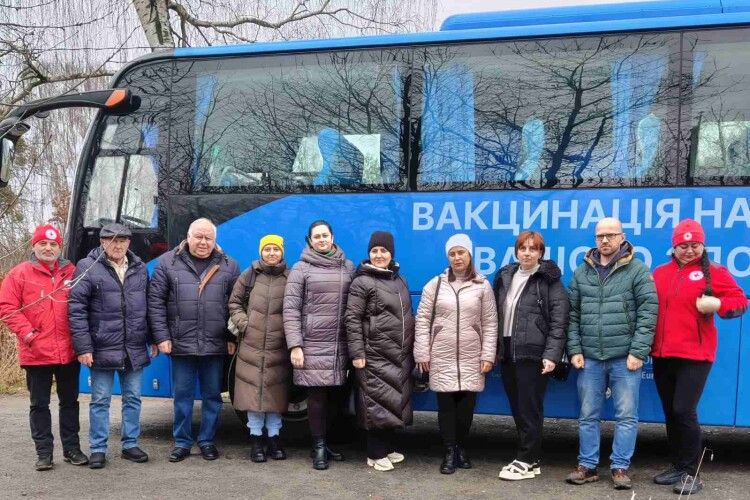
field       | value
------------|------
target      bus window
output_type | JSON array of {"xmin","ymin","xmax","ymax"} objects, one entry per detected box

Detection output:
[
  {"xmin": 685, "ymin": 28, "xmax": 750, "ymax": 185},
  {"xmin": 415, "ymin": 32, "xmax": 681, "ymax": 190},
  {"xmin": 83, "ymin": 156, "xmax": 124, "ymax": 226},
  {"xmin": 170, "ymin": 50, "xmax": 408, "ymax": 193}
]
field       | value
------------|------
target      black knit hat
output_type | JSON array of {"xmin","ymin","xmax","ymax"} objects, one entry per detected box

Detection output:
[{"xmin": 368, "ymin": 231, "xmax": 395, "ymax": 257}]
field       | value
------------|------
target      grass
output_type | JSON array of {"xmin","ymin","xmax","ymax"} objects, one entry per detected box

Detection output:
[{"xmin": 0, "ymin": 325, "xmax": 25, "ymax": 393}]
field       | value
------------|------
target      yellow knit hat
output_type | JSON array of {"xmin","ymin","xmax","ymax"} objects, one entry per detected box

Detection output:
[{"xmin": 259, "ymin": 234, "xmax": 284, "ymax": 256}]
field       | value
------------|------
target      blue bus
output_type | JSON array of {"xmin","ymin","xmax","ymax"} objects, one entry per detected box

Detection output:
[{"xmin": 1, "ymin": 0, "xmax": 748, "ymax": 425}]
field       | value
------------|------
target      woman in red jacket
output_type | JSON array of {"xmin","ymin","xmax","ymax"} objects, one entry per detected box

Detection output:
[{"xmin": 651, "ymin": 219, "xmax": 748, "ymax": 495}]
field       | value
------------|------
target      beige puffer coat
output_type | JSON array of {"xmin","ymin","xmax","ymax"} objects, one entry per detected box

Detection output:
[{"xmin": 414, "ymin": 270, "xmax": 498, "ymax": 393}]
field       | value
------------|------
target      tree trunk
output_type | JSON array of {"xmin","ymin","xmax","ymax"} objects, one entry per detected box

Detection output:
[{"xmin": 132, "ymin": 0, "xmax": 174, "ymax": 50}]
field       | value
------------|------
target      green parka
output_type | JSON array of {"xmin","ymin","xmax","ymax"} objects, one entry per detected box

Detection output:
[{"xmin": 566, "ymin": 241, "xmax": 657, "ymax": 361}]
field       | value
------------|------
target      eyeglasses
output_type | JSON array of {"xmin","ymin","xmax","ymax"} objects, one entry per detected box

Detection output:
[{"xmin": 595, "ymin": 232, "xmax": 622, "ymax": 242}]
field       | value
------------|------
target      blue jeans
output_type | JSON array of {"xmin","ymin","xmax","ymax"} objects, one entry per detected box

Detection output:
[
  {"xmin": 171, "ymin": 355, "xmax": 224, "ymax": 449},
  {"xmin": 247, "ymin": 412, "xmax": 283, "ymax": 437},
  {"xmin": 89, "ymin": 367, "xmax": 143, "ymax": 453},
  {"xmin": 577, "ymin": 356, "xmax": 642, "ymax": 470}
]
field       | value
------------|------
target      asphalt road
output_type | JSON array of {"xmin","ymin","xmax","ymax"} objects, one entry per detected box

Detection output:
[{"xmin": 1, "ymin": 393, "xmax": 749, "ymax": 500}]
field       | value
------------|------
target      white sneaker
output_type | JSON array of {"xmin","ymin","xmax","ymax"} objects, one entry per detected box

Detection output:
[
  {"xmin": 367, "ymin": 457, "xmax": 394, "ymax": 471},
  {"xmin": 387, "ymin": 451, "xmax": 405, "ymax": 464},
  {"xmin": 498, "ymin": 460, "xmax": 536, "ymax": 481}
]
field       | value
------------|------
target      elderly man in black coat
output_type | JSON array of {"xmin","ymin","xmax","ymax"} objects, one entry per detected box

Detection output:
[
  {"xmin": 69, "ymin": 223, "xmax": 166, "ymax": 469},
  {"xmin": 148, "ymin": 218, "xmax": 240, "ymax": 463}
]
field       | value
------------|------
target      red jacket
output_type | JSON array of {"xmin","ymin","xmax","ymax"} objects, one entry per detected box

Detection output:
[
  {"xmin": 0, "ymin": 257, "xmax": 76, "ymax": 366},
  {"xmin": 652, "ymin": 258, "xmax": 748, "ymax": 362}
]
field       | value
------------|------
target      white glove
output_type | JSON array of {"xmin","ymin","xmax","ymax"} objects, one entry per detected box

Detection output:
[
  {"xmin": 227, "ymin": 317, "xmax": 240, "ymax": 337},
  {"xmin": 696, "ymin": 295, "xmax": 721, "ymax": 314}
]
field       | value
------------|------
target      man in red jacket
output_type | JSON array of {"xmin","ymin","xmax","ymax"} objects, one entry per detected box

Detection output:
[{"xmin": 0, "ymin": 225, "xmax": 88, "ymax": 471}]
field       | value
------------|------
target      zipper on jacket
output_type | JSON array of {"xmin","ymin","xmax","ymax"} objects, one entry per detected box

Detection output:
[
  {"xmin": 659, "ymin": 268, "xmax": 687, "ymax": 354},
  {"xmin": 104, "ymin": 262, "xmax": 128, "ymax": 370},
  {"xmin": 448, "ymin": 279, "xmax": 472, "ymax": 392},
  {"xmin": 591, "ymin": 262, "xmax": 628, "ymax": 360},
  {"xmin": 696, "ymin": 318, "xmax": 704, "ymax": 345},
  {"xmin": 259, "ymin": 276, "xmax": 269, "ymax": 411},
  {"xmin": 509, "ymin": 278, "xmax": 533, "ymax": 362}
]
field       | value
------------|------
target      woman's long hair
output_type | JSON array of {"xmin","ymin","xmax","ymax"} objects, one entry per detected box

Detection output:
[{"xmin": 701, "ymin": 250, "xmax": 713, "ymax": 296}]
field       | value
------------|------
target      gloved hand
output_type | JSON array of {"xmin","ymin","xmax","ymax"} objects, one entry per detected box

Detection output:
[{"xmin": 696, "ymin": 295, "xmax": 721, "ymax": 314}]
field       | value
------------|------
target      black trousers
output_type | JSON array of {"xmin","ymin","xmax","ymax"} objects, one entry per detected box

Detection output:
[
  {"xmin": 437, "ymin": 391, "xmax": 477, "ymax": 447},
  {"xmin": 366, "ymin": 428, "xmax": 395, "ymax": 459},
  {"xmin": 653, "ymin": 357, "xmax": 712, "ymax": 475},
  {"xmin": 24, "ymin": 362, "xmax": 81, "ymax": 457},
  {"xmin": 501, "ymin": 356, "xmax": 549, "ymax": 464},
  {"xmin": 307, "ymin": 386, "xmax": 346, "ymax": 440}
]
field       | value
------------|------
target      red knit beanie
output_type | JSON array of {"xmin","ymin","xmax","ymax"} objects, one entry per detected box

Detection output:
[
  {"xmin": 672, "ymin": 219, "xmax": 705, "ymax": 247},
  {"xmin": 31, "ymin": 224, "xmax": 63, "ymax": 247}
]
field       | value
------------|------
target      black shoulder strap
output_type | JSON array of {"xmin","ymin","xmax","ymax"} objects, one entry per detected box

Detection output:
[
  {"xmin": 535, "ymin": 278, "xmax": 550, "ymax": 324},
  {"xmin": 242, "ymin": 267, "xmax": 257, "ymax": 309}
]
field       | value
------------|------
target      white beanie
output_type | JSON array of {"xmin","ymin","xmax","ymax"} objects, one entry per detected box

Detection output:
[{"xmin": 445, "ymin": 233, "xmax": 473, "ymax": 257}]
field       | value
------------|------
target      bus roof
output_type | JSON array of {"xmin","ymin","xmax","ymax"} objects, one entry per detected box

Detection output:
[
  {"xmin": 440, "ymin": 0, "xmax": 741, "ymax": 31},
  {"xmin": 117, "ymin": 0, "xmax": 750, "ymax": 83}
]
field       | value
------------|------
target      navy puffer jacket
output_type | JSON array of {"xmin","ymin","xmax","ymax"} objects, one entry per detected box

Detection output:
[
  {"xmin": 148, "ymin": 241, "xmax": 240, "ymax": 356},
  {"xmin": 68, "ymin": 247, "xmax": 151, "ymax": 370}
]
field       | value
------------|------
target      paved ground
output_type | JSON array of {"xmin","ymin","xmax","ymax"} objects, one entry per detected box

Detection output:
[{"xmin": 1, "ymin": 393, "xmax": 749, "ymax": 499}]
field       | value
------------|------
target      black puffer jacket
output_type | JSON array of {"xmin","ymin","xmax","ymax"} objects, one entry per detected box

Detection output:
[
  {"xmin": 148, "ymin": 241, "xmax": 240, "ymax": 356},
  {"xmin": 344, "ymin": 262, "xmax": 415, "ymax": 430},
  {"xmin": 493, "ymin": 260, "xmax": 569, "ymax": 362}
]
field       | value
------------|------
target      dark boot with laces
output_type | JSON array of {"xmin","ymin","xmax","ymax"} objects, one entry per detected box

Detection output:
[
  {"xmin": 440, "ymin": 446, "xmax": 457, "ymax": 475},
  {"xmin": 249, "ymin": 435, "xmax": 266, "ymax": 463},
  {"xmin": 267, "ymin": 436, "xmax": 286, "ymax": 461}
]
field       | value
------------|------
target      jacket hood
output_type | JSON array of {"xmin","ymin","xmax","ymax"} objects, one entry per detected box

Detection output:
[
  {"xmin": 584, "ymin": 240, "xmax": 634, "ymax": 269},
  {"xmin": 500, "ymin": 259, "xmax": 562, "ymax": 283},
  {"xmin": 439, "ymin": 267, "xmax": 487, "ymax": 284},
  {"xmin": 300, "ymin": 245, "xmax": 347, "ymax": 268},
  {"xmin": 355, "ymin": 260, "xmax": 400, "ymax": 279},
  {"xmin": 252, "ymin": 258, "xmax": 287, "ymax": 276}
]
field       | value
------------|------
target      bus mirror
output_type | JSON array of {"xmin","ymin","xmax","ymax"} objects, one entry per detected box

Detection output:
[{"xmin": 0, "ymin": 138, "xmax": 15, "ymax": 188}]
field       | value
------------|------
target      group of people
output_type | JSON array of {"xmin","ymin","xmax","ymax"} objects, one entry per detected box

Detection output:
[{"xmin": 0, "ymin": 215, "xmax": 746, "ymax": 495}]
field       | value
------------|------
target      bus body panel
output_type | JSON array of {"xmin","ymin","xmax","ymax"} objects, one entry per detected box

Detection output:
[{"xmin": 80, "ymin": 187, "xmax": 749, "ymax": 425}]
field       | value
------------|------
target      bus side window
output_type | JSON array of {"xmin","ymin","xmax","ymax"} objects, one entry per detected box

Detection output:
[{"xmin": 418, "ymin": 62, "xmax": 476, "ymax": 185}]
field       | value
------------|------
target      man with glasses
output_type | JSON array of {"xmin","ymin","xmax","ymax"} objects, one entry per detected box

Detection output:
[
  {"xmin": 148, "ymin": 218, "xmax": 239, "ymax": 462},
  {"xmin": 565, "ymin": 217, "xmax": 658, "ymax": 490}
]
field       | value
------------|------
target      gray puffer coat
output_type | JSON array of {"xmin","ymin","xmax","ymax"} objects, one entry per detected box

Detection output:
[
  {"xmin": 283, "ymin": 245, "xmax": 354, "ymax": 386},
  {"xmin": 345, "ymin": 262, "xmax": 415, "ymax": 430},
  {"xmin": 228, "ymin": 260, "xmax": 290, "ymax": 413}
]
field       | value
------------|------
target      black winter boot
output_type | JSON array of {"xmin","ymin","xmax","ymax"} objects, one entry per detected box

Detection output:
[
  {"xmin": 455, "ymin": 445, "xmax": 472, "ymax": 469},
  {"xmin": 440, "ymin": 446, "xmax": 457, "ymax": 475},
  {"xmin": 268, "ymin": 436, "xmax": 286, "ymax": 460},
  {"xmin": 249, "ymin": 435, "xmax": 266, "ymax": 463},
  {"xmin": 312, "ymin": 438, "xmax": 329, "ymax": 470}
]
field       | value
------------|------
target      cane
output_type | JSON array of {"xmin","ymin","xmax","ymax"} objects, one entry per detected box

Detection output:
[{"xmin": 678, "ymin": 447, "xmax": 713, "ymax": 499}]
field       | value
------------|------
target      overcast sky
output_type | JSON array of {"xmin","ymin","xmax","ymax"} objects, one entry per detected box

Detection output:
[{"xmin": 437, "ymin": 0, "xmax": 656, "ymax": 23}]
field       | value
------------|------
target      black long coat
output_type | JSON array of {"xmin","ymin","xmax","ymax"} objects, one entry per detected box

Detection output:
[{"xmin": 344, "ymin": 262, "xmax": 415, "ymax": 430}]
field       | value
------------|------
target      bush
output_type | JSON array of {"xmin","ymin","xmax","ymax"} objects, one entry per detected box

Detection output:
[{"xmin": 0, "ymin": 325, "xmax": 24, "ymax": 393}]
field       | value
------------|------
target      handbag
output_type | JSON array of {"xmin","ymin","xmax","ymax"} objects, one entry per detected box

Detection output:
[{"xmin": 535, "ymin": 280, "xmax": 570, "ymax": 381}]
